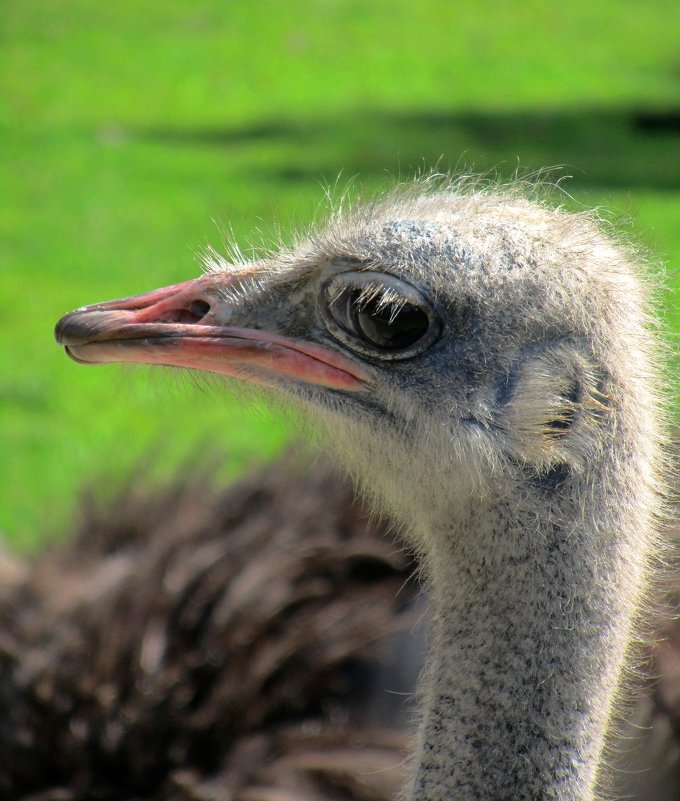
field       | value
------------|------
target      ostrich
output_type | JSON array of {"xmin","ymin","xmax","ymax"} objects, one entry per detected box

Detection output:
[{"xmin": 54, "ymin": 178, "xmax": 668, "ymax": 801}]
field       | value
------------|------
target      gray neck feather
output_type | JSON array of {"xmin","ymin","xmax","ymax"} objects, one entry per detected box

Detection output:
[{"xmin": 402, "ymin": 467, "xmax": 652, "ymax": 801}]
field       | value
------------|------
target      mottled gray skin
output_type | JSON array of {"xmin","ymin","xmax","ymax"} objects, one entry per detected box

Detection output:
[
  {"xmin": 206, "ymin": 184, "xmax": 666, "ymax": 801},
  {"xmin": 64, "ymin": 180, "xmax": 667, "ymax": 800}
]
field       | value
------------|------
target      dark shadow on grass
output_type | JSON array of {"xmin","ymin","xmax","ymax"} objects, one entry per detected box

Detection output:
[
  {"xmin": 634, "ymin": 109, "xmax": 680, "ymax": 134},
  {"xmin": 135, "ymin": 106, "xmax": 680, "ymax": 190}
]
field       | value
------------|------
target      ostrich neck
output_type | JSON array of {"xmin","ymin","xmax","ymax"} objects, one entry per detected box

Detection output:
[{"xmin": 405, "ymin": 488, "xmax": 648, "ymax": 801}]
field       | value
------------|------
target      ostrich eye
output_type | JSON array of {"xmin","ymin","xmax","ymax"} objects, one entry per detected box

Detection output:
[
  {"xmin": 322, "ymin": 271, "xmax": 441, "ymax": 360},
  {"xmin": 336, "ymin": 290, "xmax": 428, "ymax": 349}
]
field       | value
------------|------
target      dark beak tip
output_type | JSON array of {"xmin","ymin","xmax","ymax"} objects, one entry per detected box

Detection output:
[
  {"xmin": 55, "ymin": 310, "xmax": 80, "ymax": 346},
  {"xmin": 54, "ymin": 312, "xmax": 70, "ymax": 345},
  {"xmin": 55, "ymin": 309, "xmax": 101, "ymax": 347}
]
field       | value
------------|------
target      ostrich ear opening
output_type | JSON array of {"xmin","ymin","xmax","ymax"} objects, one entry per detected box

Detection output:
[{"xmin": 498, "ymin": 343, "xmax": 611, "ymax": 471}]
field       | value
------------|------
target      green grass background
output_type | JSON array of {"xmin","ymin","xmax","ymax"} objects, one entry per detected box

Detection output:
[{"xmin": 2, "ymin": 0, "xmax": 680, "ymax": 549}]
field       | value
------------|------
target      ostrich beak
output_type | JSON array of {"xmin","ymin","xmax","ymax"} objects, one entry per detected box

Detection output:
[{"xmin": 55, "ymin": 274, "xmax": 370, "ymax": 392}]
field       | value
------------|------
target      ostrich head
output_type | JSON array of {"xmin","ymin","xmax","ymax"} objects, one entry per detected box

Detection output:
[{"xmin": 55, "ymin": 179, "xmax": 666, "ymax": 801}]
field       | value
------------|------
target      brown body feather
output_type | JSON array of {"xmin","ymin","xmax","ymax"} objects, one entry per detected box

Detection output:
[{"xmin": 0, "ymin": 457, "xmax": 416, "ymax": 801}]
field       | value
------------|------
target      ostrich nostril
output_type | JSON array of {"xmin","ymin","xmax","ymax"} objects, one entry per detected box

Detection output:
[
  {"xmin": 158, "ymin": 300, "xmax": 211, "ymax": 324},
  {"xmin": 188, "ymin": 300, "xmax": 211, "ymax": 321}
]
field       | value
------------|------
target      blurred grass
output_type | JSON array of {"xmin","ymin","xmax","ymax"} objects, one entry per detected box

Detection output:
[{"xmin": 2, "ymin": 0, "xmax": 680, "ymax": 548}]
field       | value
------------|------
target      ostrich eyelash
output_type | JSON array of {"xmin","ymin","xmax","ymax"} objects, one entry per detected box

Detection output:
[{"xmin": 328, "ymin": 282, "xmax": 410, "ymax": 322}]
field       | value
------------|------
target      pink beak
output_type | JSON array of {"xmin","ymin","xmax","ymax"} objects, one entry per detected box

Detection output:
[{"xmin": 55, "ymin": 274, "xmax": 371, "ymax": 392}]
